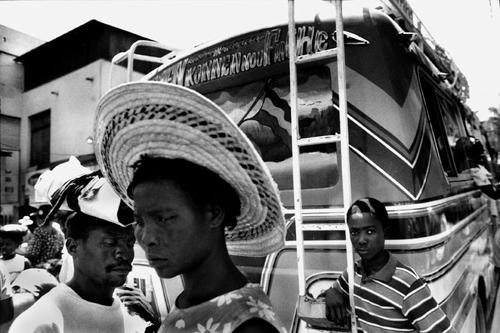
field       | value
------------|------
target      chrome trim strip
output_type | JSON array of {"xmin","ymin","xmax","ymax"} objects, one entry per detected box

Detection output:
[
  {"xmin": 423, "ymin": 223, "xmax": 487, "ymax": 280},
  {"xmin": 282, "ymin": 191, "xmax": 482, "ymax": 219},
  {"xmin": 450, "ymin": 282, "xmax": 477, "ymax": 332},
  {"xmin": 284, "ymin": 204, "xmax": 487, "ymax": 250},
  {"xmin": 384, "ymin": 191, "xmax": 482, "ymax": 216},
  {"xmin": 261, "ymin": 251, "xmax": 279, "ymax": 293}
]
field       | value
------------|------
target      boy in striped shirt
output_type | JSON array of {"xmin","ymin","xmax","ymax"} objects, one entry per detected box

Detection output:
[{"xmin": 323, "ymin": 197, "xmax": 454, "ymax": 333}]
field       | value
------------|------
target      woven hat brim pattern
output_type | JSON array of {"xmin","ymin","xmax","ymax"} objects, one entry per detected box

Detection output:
[{"xmin": 94, "ymin": 82, "xmax": 285, "ymax": 257}]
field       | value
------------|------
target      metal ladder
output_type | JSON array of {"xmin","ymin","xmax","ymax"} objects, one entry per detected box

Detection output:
[{"xmin": 287, "ymin": 0, "xmax": 357, "ymax": 332}]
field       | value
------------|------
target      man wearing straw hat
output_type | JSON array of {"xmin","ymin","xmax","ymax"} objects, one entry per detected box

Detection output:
[
  {"xmin": 9, "ymin": 158, "xmax": 155, "ymax": 333},
  {"xmin": 93, "ymin": 82, "xmax": 288, "ymax": 333}
]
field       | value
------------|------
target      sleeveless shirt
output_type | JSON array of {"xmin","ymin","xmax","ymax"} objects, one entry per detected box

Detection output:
[{"xmin": 160, "ymin": 283, "xmax": 287, "ymax": 333}]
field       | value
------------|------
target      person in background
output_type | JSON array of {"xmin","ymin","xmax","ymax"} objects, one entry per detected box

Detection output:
[
  {"xmin": 93, "ymin": 82, "xmax": 287, "ymax": 333},
  {"xmin": 0, "ymin": 225, "xmax": 31, "ymax": 283},
  {"xmin": 54, "ymin": 210, "xmax": 74, "ymax": 283},
  {"xmin": 17, "ymin": 216, "xmax": 35, "ymax": 256},
  {"xmin": 26, "ymin": 205, "xmax": 65, "ymax": 268},
  {"xmin": 472, "ymin": 164, "xmax": 500, "ymax": 199},
  {"xmin": 10, "ymin": 268, "xmax": 59, "ymax": 299},
  {"xmin": 322, "ymin": 197, "xmax": 454, "ymax": 333},
  {"xmin": 471, "ymin": 164, "xmax": 500, "ymax": 275},
  {"xmin": 0, "ymin": 266, "xmax": 53, "ymax": 332},
  {"xmin": 0, "ymin": 265, "xmax": 13, "ymax": 326}
]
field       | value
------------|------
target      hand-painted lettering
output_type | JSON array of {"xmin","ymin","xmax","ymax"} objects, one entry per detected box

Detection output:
[{"xmin": 155, "ymin": 24, "xmax": 339, "ymax": 87}]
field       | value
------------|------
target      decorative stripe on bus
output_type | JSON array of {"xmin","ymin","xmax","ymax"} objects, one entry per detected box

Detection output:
[
  {"xmin": 283, "ymin": 203, "xmax": 487, "ymax": 252},
  {"xmin": 281, "ymin": 190, "xmax": 485, "ymax": 218},
  {"xmin": 345, "ymin": 109, "xmax": 432, "ymax": 199},
  {"xmin": 284, "ymin": 195, "xmax": 487, "ymax": 240},
  {"xmin": 331, "ymin": 68, "xmax": 425, "ymax": 163}
]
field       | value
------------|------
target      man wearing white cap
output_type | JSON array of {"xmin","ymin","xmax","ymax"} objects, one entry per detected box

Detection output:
[{"xmin": 9, "ymin": 159, "xmax": 153, "ymax": 333}]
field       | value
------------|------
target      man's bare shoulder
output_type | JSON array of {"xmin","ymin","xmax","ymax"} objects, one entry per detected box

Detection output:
[{"xmin": 8, "ymin": 292, "xmax": 63, "ymax": 333}]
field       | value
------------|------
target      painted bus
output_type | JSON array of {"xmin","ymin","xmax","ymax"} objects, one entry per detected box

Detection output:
[{"xmin": 119, "ymin": 1, "xmax": 499, "ymax": 332}]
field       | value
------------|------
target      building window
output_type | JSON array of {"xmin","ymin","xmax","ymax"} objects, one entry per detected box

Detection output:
[
  {"xmin": 30, "ymin": 110, "xmax": 50, "ymax": 167},
  {"xmin": 0, "ymin": 114, "xmax": 21, "ymax": 151}
]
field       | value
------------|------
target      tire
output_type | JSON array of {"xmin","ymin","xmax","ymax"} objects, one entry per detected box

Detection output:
[{"xmin": 475, "ymin": 295, "xmax": 486, "ymax": 333}]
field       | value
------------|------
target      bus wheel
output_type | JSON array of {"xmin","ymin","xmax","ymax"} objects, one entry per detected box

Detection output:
[{"xmin": 475, "ymin": 295, "xmax": 486, "ymax": 333}]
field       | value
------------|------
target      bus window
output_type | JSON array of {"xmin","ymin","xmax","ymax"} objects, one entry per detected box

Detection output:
[
  {"xmin": 419, "ymin": 72, "xmax": 457, "ymax": 177},
  {"xmin": 438, "ymin": 98, "xmax": 470, "ymax": 173},
  {"xmin": 206, "ymin": 66, "xmax": 339, "ymax": 193}
]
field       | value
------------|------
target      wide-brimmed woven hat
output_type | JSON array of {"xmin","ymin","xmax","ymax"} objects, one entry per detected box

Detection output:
[{"xmin": 94, "ymin": 81, "xmax": 285, "ymax": 257}]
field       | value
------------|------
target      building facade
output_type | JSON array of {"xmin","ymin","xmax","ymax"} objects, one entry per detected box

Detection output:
[
  {"xmin": 0, "ymin": 25, "xmax": 43, "ymax": 223},
  {"xmin": 0, "ymin": 20, "xmax": 170, "ymax": 223}
]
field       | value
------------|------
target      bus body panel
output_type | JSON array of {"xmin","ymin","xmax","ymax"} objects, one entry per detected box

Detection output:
[{"xmin": 134, "ymin": 3, "xmax": 497, "ymax": 332}]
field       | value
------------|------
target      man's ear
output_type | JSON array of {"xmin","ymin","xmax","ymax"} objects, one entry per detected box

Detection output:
[
  {"xmin": 205, "ymin": 204, "xmax": 225, "ymax": 229},
  {"xmin": 66, "ymin": 238, "xmax": 79, "ymax": 257}
]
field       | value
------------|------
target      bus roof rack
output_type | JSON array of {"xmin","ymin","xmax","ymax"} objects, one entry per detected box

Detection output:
[
  {"xmin": 378, "ymin": 0, "xmax": 469, "ymax": 101},
  {"xmin": 108, "ymin": 40, "xmax": 177, "ymax": 88}
]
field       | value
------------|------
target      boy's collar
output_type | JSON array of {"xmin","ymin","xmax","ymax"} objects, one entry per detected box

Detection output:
[{"xmin": 355, "ymin": 251, "xmax": 396, "ymax": 283}]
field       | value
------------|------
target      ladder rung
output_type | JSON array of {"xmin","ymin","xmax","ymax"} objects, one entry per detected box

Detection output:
[
  {"xmin": 298, "ymin": 134, "xmax": 341, "ymax": 147},
  {"xmin": 296, "ymin": 48, "xmax": 338, "ymax": 65},
  {"xmin": 301, "ymin": 223, "xmax": 346, "ymax": 231},
  {"xmin": 284, "ymin": 207, "xmax": 343, "ymax": 217}
]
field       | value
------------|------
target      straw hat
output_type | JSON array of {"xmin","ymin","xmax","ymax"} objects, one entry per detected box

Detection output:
[{"xmin": 94, "ymin": 82, "xmax": 285, "ymax": 257}]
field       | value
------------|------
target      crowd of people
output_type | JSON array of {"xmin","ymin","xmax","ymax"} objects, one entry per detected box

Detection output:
[
  {"xmin": 0, "ymin": 207, "xmax": 65, "ymax": 331},
  {"xmin": 0, "ymin": 82, "xmax": 458, "ymax": 333}
]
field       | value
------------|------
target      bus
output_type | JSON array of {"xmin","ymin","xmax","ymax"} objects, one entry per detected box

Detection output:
[{"xmin": 119, "ymin": 1, "xmax": 499, "ymax": 332}]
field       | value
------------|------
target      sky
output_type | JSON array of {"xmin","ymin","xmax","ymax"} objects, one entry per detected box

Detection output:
[{"xmin": 0, "ymin": 0, "xmax": 499, "ymax": 120}]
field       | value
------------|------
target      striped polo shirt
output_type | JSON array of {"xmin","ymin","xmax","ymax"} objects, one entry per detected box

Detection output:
[{"xmin": 335, "ymin": 252, "xmax": 454, "ymax": 333}]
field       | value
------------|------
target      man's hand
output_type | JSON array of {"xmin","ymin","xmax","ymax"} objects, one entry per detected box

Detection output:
[
  {"xmin": 115, "ymin": 285, "xmax": 159, "ymax": 325},
  {"xmin": 323, "ymin": 287, "xmax": 349, "ymax": 327}
]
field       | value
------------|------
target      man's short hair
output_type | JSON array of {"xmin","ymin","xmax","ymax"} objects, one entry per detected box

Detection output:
[{"xmin": 347, "ymin": 197, "xmax": 390, "ymax": 230}]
